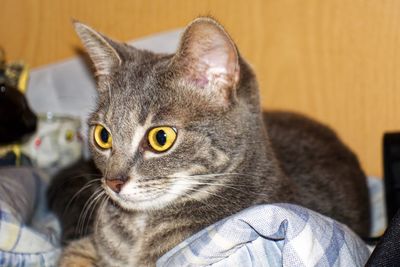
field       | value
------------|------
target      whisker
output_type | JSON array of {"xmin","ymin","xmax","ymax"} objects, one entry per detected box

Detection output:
[
  {"xmin": 80, "ymin": 190, "xmax": 105, "ymax": 237},
  {"xmin": 76, "ymin": 188, "xmax": 103, "ymax": 237},
  {"xmin": 183, "ymin": 186, "xmax": 232, "ymax": 202},
  {"xmin": 171, "ymin": 180, "xmax": 274, "ymax": 199},
  {"xmin": 169, "ymin": 189, "xmax": 214, "ymax": 208},
  {"xmin": 84, "ymin": 191, "xmax": 106, "ymax": 235},
  {"xmin": 170, "ymin": 172, "xmax": 266, "ymax": 179},
  {"xmin": 63, "ymin": 178, "xmax": 102, "ymax": 217},
  {"xmin": 165, "ymin": 174, "xmax": 263, "ymax": 188},
  {"xmin": 49, "ymin": 173, "xmax": 102, "ymax": 192}
]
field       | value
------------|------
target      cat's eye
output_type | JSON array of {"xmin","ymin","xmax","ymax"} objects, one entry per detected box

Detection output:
[
  {"xmin": 147, "ymin": 126, "xmax": 177, "ymax": 152},
  {"xmin": 94, "ymin": 124, "xmax": 112, "ymax": 149}
]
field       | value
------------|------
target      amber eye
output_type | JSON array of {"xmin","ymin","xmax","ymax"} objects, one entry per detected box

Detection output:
[
  {"xmin": 94, "ymin": 124, "xmax": 112, "ymax": 149},
  {"xmin": 147, "ymin": 126, "xmax": 177, "ymax": 152}
]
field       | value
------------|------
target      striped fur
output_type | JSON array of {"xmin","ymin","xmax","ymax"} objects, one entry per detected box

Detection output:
[{"xmin": 58, "ymin": 17, "xmax": 370, "ymax": 266}]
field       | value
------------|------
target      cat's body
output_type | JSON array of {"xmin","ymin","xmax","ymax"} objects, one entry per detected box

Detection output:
[
  {"xmin": 265, "ymin": 111, "xmax": 370, "ymax": 235},
  {"xmin": 57, "ymin": 17, "xmax": 370, "ymax": 266}
]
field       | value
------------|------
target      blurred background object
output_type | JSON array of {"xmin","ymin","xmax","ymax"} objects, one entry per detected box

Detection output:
[
  {"xmin": 0, "ymin": 47, "xmax": 82, "ymax": 172},
  {"xmin": 21, "ymin": 113, "xmax": 82, "ymax": 175},
  {"xmin": 0, "ymin": 47, "xmax": 37, "ymax": 166},
  {"xmin": 0, "ymin": 84, "xmax": 37, "ymax": 146}
]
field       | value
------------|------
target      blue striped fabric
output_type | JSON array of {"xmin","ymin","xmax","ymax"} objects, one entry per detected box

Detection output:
[
  {"xmin": 0, "ymin": 168, "xmax": 61, "ymax": 267},
  {"xmin": 0, "ymin": 200, "xmax": 61, "ymax": 267},
  {"xmin": 157, "ymin": 204, "xmax": 370, "ymax": 267}
]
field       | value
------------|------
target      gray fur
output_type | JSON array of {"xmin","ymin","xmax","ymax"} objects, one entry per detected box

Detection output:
[{"xmin": 59, "ymin": 17, "xmax": 370, "ymax": 266}]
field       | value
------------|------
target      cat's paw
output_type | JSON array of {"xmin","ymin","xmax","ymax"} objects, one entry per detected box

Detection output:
[
  {"xmin": 59, "ymin": 256, "xmax": 96, "ymax": 267},
  {"xmin": 58, "ymin": 237, "xmax": 97, "ymax": 267}
]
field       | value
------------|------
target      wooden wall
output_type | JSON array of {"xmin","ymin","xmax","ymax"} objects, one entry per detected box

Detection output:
[{"xmin": 2, "ymin": 0, "xmax": 400, "ymax": 176}]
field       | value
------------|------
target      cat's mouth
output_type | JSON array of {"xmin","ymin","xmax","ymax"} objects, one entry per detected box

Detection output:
[{"xmin": 101, "ymin": 179, "xmax": 181, "ymax": 211}]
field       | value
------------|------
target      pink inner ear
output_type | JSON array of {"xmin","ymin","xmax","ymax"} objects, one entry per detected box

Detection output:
[
  {"xmin": 193, "ymin": 75, "xmax": 210, "ymax": 88},
  {"xmin": 175, "ymin": 18, "xmax": 240, "ymax": 99},
  {"xmin": 188, "ymin": 40, "xmax": 236, "ymax": 89}
]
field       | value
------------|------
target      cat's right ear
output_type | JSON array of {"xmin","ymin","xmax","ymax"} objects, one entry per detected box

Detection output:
[
  {"xmin": 73, "ymin": 21, "xmax": 122, "ymax": 76},
  {"xmin": 171, "ymin": 17, "xmax": 240, "ymax": 107}
]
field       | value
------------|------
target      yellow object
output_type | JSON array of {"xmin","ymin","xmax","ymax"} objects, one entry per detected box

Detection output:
[
  {"xmin": 65, "ymin": 130, "xmax": 74, "ymax": 142},
  {"xmin": 148, "ymin": 126, "xmax": 177, "ymax": 152},
  {"xmin": 17, "ymin": 63, "xmax": 29, "ymax": 93},
  {"xmin": 0, "ymin": 144, "xmax": 22, "ymax": 166},
  {"xmin": 3, "ymin": 61, "xmax": 29, "ymax": 92},
  {"xmin": 94, "ymin": 124, "xmax": 112, "ymax": 149}
]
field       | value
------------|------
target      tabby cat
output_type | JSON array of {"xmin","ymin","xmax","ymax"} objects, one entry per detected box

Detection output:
[{"xmin": 58, "ymin": 17, "xmax": 370, "ymax": 266}]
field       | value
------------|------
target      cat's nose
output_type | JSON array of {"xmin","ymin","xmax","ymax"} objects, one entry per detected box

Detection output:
[{"xmin": 106, "ymin": 177, "xmax": 127, "ymax": 193}]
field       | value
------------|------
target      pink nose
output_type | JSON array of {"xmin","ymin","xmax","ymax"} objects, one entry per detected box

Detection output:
[{"xmin": 106, "ymin": 178, "xmax": 126, "ymax": 193}]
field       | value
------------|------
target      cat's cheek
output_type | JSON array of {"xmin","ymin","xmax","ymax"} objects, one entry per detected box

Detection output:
[{"xmin": 90, "ymin": 145, "xmax": 111, "ymax": 172}]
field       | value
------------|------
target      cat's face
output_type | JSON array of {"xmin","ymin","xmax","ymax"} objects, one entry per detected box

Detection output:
[{"xmin": 75, "ymin": 18, "xmax": 262, "ymax": 211}]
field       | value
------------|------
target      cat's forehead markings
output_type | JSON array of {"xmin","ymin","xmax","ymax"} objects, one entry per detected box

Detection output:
[
  {"xmin": 107, "ymin": 81, "xmax": 113, "ymax": 100},
  {"xmin": 104, "ymin": 100, "xmax": 138, "ymax": 127},
  {"xmin": 104, "ymin": 110, "xmax": 112, "ymax": 124},
  {"xmin": 129, "ymin": 114, "xmax": 153, "ymax": 155},
  {"xmin": 137, "ymin": 101, "xmax": 150, "ymax": 125}
]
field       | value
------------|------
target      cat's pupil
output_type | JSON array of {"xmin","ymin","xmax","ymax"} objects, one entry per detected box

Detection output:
[
  {"xmin": 156, "ymin": 130, "xmax": 167, "ymax": 146},
  {"xmin": 100, "ymin": 128, "xmax": 109, "ymax": 143}
]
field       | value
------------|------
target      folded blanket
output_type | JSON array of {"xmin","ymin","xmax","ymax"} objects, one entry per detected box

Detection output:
[
  {"xmin": 0, "ymin": 167, "xmax": 61, "ymax": 267},
  {"xmin": 157, "ymin": 204, "xmax": 370, "ymax": 267}
]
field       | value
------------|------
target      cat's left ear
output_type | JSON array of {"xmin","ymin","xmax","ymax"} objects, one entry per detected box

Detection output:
[
  {"xmin": 73, "ymin": 21, "xmax": 122, "ymax": 76},
  {"xmin": 172, "ymin": 17, "xmax": 240, "ymax": 106}
]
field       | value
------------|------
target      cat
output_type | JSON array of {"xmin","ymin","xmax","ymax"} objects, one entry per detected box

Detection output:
[{"xmin": 57, "ymin": 17, "xmax": 370, "ymax": 266}]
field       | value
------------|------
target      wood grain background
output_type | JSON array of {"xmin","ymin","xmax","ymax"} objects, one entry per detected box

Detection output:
[{"xmin": 2, "ymin": 0, "xmax": 400, "ymax": 176}]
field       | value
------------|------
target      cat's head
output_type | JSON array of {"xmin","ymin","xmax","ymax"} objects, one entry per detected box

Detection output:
[{"xmin": 74, "ymin": 17, "xmax": 265, "ymax": 211}]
